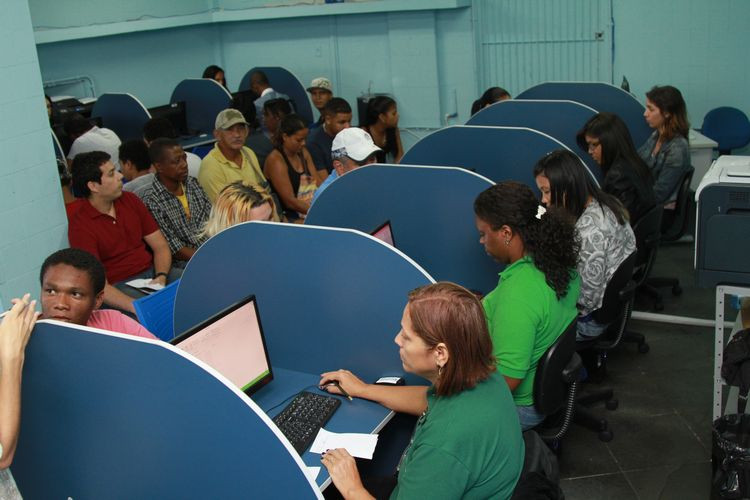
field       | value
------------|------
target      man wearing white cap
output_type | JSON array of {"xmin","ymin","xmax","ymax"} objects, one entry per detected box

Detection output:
[
  {"xmin": 198, "ymin": 108, "xmax": 272, "ymax": 204},
  {"xmin": 307, "ymin": 77, "xmax": 333, "ymax": 128},
  {"xmin": 311, "ymin": 127, "xmax": 381, "ymax": 204}
]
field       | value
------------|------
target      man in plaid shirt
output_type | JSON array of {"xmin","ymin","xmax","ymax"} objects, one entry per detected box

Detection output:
[{"xmin": 142, "ymin": 138, "xmax": 212, "ymax": 265}]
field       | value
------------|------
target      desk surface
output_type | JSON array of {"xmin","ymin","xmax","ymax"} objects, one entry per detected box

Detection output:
[{"xmin": 253, "ymin": 367, "xmax": 396, "ymax": 488}]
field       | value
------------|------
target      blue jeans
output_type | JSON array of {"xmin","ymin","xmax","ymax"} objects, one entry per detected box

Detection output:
[
  {"xmin": 516, "ymin": 404, "xmax": 546, "ymax": 431},
  {"xmin": 576, "ymin": 316, "xmax": 608, "ymax": 341}
]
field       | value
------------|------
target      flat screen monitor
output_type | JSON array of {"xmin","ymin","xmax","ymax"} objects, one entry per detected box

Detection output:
[
  {"xmin": 371, "ymin": 220, "xmax": 395, "ymax": 247},
  {"xmin": 149, "ymin": 101, "xmax": 189, "ymax": 136},
  {"xmin": 171, "ymin": 294, "xmax": 273, "ymax": 396}
]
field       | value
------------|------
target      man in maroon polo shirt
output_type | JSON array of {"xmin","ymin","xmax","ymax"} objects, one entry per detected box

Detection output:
[{"xmin": 68, "ymin": 151, "xmax": 175, "ymax": 314}]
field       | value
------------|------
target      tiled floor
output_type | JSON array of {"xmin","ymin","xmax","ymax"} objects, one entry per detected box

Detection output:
[{"xmin": 559, "ymin": 241, "xmax": 721, "ymax": 499}]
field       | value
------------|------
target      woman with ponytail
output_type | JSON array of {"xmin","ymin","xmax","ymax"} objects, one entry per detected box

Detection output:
[{"xmin": 474, "ymin": 181, "xmax": 580, "ymax": 430}]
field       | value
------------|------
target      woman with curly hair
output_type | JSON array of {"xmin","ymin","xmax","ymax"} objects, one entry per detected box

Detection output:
[
  {"xmin": 474, "ymin": 180, "xmax": 580, "ymax": 430},
  {"xmin": 533, "ymin": 150, "xmax": 636, "ymax": 343}
]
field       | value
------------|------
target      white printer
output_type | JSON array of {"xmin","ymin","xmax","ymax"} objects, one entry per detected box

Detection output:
[{"xmin": 695, "ymin": 155, "xmax": 750, "ymax": 287}]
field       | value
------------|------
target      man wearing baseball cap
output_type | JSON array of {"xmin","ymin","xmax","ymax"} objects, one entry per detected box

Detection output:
[
  {"xmin": 307, "ymin": 77, "xmax": 333, "ymax": 128},
  {"xmin": 311, "ymin": 127, "xmax": 381, "ymax": 204},
  {"xmin": 198, "ymin": 108, "xmax": 272, "ymax": 204}
]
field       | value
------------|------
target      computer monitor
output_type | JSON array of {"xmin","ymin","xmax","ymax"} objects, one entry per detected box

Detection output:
[
  {"xmin": 371, "ymin": 220, "xmax": 395, "ymax": 247},
  {"xmin": 171, "ymin": 294, "xmax": 273, "ymax": 396},
  {"xmin": 148, "ymin": 101, "xmax": 189, "ymax": 136}
]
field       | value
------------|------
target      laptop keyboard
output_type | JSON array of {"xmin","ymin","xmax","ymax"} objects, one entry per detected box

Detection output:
[{"xmin": 273, "ymin": 391, "xmax": 341, "ymax": 454}]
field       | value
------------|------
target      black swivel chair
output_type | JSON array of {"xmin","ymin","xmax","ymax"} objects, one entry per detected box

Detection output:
[
  {"xmin": 532, "ymin": 320, "xmax": 582, "ymax": 449},
  {"xmin": 641, "ymin": 168, "xmax": 694, "ymax": 310},
  {"xmin": 574, "ymin": 252, "xmax": 638, "ymax": 442}
]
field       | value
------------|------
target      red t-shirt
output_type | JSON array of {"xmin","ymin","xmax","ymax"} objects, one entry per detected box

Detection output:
[
  {"xmin": 68, "ymin": 192, "xmax": 159, "ymax": 283},
  {"xmin": 65, "ymin": 199, "xmax": 84, "ymax": 220}
]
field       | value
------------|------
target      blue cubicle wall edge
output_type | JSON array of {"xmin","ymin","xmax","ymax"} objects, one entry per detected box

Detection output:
[{"xmin": 13, "ymin": 320, "xmax": 320, "ymax": 498}]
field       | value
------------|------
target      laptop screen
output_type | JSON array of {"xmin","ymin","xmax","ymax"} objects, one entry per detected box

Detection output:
[
  {"xmin": 371, "ymin": 220, "xmax": 395, "ymax": 247},
  {"xmin": 171, "ymin": 295, "xmax": 273, "ymax": 396}
]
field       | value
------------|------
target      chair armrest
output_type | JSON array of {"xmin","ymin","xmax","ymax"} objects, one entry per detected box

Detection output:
[
  {"xmin": 562, "ymin": 353, "xmax": 583, "ymax": 384},
  {"xmin": 619, "ymin": 280, "xmax": 637, "ymax": 302}
]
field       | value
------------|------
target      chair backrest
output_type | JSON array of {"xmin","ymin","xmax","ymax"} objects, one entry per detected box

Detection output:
[
  {"xmin": 662, "ymin": 167, "xmax": 694, "ymax": 242},
  {"xmin": 701, "ymin": 107, "xmax": 750, "ymax": 153},
  {"xmin": 133, "ymin": 279, "xmax": 180, "ymax": 341},
  {"xmin": 631, "ymin": 204, "xmax": 663, "ymax": 286},
  {"xmin": 533, "ymin": 320, "xmax": 577, "ymax": 416},
  {"xmin": 592, "ymin": 252, "xmax": 637, "ymax": 325}
]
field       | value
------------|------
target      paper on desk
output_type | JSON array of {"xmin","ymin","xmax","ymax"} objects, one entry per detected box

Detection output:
[
  {"xmin": 309, "ymin": 428, "xmax": 378, "ymax": 459},
  {"xmin": 126, "ymin": 278, "xmax": 164, "ymax": 292},
  {"xmin": 305, "ymin": 466, "xmax": 320, "ymax": 482}
]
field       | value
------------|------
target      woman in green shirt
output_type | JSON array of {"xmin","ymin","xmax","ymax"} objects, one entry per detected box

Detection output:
[
  {"xmin": 474, "ymin": 181, "xmax": 580, "ymax": 430},
  {"xmin": 319, "ymin": 282, "xmax": 524, "ymax": 499}
]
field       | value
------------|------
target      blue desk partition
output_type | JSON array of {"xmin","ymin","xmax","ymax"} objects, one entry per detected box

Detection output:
[
  {"xmin": 170, "ymin": 78, "xmax": 233, "ymax": 136},
  {"xmin": 306, "ymin": 165, "xmax": 501, "ymax": 294},
  {"xmin": 91, "ymin": 93, "xmax": 151, "ymax": 141},
  {"xmin": 51, "ymin": 130, "xmax": 64, "ymax": 162},
  {"xmin": 239, "ymin": 67, "xmax": 314, "ymax": 125},
  {"xmin": 517, "ymin": 82, "xmax": 652, "ymax": 147},
  {"xmin": 173, "ymin": 222, "xmax": 434, "ymax": 485},
  {"xmin": 401, "ymin": 125, "xmax": 596, "ymax": 189},
  {"xmin": 467, "ymin": 100, "xmax": 602, "ymax": 182},
  {"xmin": 13, "ymin": 321, "xmax": 320, "ymax": 498}
]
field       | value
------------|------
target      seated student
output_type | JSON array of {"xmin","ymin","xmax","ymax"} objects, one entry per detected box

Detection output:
[
  {"xmin": 470, "ymin": 86, "xmax": 511, "ymax": 115},
  {"xmin": 142, "ymin": 138, "xmax": 211, "ymax": 265},
  {"xmin": 142, "ymin": 118, "xmax": 201, "ymax": 178},
  {"xmin": 534, "ymin": 150, "xmax": 636, "ymax": 341},
  {"xmin": 202, "ymin": 64, "xmax": 226, "ymax": 88},
  {"xmin": 311, "ymin": 127, "xmax": 380, "ymax": 204},
  {"xmin": 360, "ymin": 96, "xmax": 404, "ymax": 164},
  {"xmin": 264, "ymin": 114, "xmax": 322, "ymax": 221},
  {"xmin": 68, "ymin": 151, "xmax": 176, "ymax": 314},
  {"xmin": 231, "ymin": 93, "xmax": 273, "ymax": 169},
  {"xmin": 474, "ymin": 182, "xmax": 580, "ymax": 430},
  {"xmin": 262, "ymin": 97, "xmax": 292, "ymax": 141},
  {"xmin": 577, "ymin": 112, "xmax": 656, "ymax": 224},
  {"xmin": 250, "ymin": 70, "xmax": 290, "ymax": 133},
  {"xmin": 198, "ymin": 109, "xmax": 274, "ymax": 205},
  {"xmin": 306, "ymin": 77, "xmax": 333, "ymax": 128},
  {"xmin": 200, "ymin": 181, "xmax": 276, "ymax": 239},
  {"xmin": 119, "ymin": 139, "xmax": 154, "ymax": 199},
  {"xmin": 306, "ymin": 97, "xmax": 352, "ymax": 178},
  {"xmin": 637, "ymin": 85, "xmax": 691, "ymax": 208},
  {"xmin": 0, "ymin": 293, "xmax": 38, "ymax": 498},
  {"xmin": 64, "ymin": 113, "xmax": 122, "ymax": 168},
  {"xmin": 39, "ymin": 248, "xmax": 156, "ymax": 339},
  {"xmin": 320, "ymin": 282, "xmax": 523, "ymax": 500}
]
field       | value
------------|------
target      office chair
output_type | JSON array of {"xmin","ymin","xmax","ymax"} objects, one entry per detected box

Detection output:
[
  {"xmin": 133, "ymin": 279, "xmax": 180, "ymax": 341},
  {"xmin": 532, "ymin": 320, "xmax": 582, "ymax": 449},
  {"xmin": 641, "ymin": 168, "xmax": 694, "ymax": 310},
  {"xmin": 574, "ymin": 251, "xmax": 637, "ymax": 442},
  {"xmin": 701, "ymin": 107, "xmax": 750, "ymax": 155}
]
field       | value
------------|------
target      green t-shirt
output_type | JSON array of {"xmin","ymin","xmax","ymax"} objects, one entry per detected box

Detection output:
[
  {"xmin": 483, "ymin": 256, "xmax": 580, "ymax": 407},
  {"xmin": 390, "ymin": 372, "xmax": 524, "ymax": 500}
]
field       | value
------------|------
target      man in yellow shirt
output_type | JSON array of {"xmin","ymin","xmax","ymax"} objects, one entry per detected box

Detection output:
[{"xmin": 198, "ymin": 109, "xmax": 273, "ymax": 205}]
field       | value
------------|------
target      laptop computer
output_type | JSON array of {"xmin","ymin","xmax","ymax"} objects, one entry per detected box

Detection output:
[{"xmin": 171, "ymin": 294, "xmax": 273, "ymax": 397}]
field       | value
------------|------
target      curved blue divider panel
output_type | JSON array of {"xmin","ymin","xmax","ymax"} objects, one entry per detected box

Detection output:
[
  {"xmin": 171, "ymin": 79, "xmax": 233, "ymax": 135},
  {"xmin": 239, "ymin": 67, "xmax": 314, "ymax": 125},
  {"xmin": 51, "ymin": 130, "xmax": 64, "ymax": 162},
  {"xmin": 517, "ymin": 82, "xmax": 652, "ymax": 147},
  {"xmin": 13, "ymin": 321, "xmax": 319, "ymax": 499},
  {"xmin": 401, "ymin": 125, "xmax": 595, "ymax": 189},
  {"xmin": 306, "ymin": 165, "xmax": 501, "ymax": 294},
  {"xmin": 91, "ymin": 93, "xmax": 150, "ymax": 141},
  {"xmin": 174, "ymin": 222, "xmax": 433, "ymax": 384},
  {"xmin": 467, "ymin": 100, "xmax": 602, "ymax": 182}
]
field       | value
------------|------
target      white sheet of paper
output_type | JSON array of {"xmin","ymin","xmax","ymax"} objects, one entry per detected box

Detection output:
[
  {"xmin": 126, "ymin": 278, "xmax": 164, "ymax": 292},
  {"xmin": 309, "ymin": 428, "xmax": 378, "ymax": 459},
  {"xmin": 305, "ymin": 466, "xmax": 321, "ymax": 482}
]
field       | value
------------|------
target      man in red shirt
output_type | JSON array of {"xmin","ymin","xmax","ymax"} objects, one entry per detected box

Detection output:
[{"xmin": 68, "ymin": 151, "xmax": 176, "ymax": 314}]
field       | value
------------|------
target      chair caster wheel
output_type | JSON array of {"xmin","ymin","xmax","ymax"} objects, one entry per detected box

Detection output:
[
  {"xmin": 598, "ymin": 429, "xmax": 613, "ymax": 442},
  {"xmin": 672, "ymin": 284, "xmax": 682, "ymax": 296},
  {"xmin": 638, "ymin": 343, "xmax": 650, "ymax": 354},
  {"xmin": 605, "ymin": 399, "xmax": 619, "ymax": 411}
]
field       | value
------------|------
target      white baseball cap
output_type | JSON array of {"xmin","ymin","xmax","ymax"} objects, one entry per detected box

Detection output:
[{"xmin": 331, "ymin": 128, "xmax": 381, "ymax": 162}]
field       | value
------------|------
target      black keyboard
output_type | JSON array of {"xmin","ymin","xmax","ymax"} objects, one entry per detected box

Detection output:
[{"xmin": 273, "ymin": 391, "xmax": 341, "ymax": 454}]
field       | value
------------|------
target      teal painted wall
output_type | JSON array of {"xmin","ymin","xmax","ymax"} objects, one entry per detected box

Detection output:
[{"xmin": 0, "ymin": 0, "xmax": 66, "ymax": 305}]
